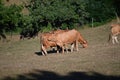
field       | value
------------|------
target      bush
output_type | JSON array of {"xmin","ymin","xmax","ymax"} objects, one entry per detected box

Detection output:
[{"xmin": 41, "ymin": 22, "xmax": 53, "ymax": 32}]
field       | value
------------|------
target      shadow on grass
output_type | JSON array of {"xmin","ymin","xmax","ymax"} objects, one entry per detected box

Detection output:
[
  {"xmin": 35, "ymin": 50, "xmax": 58, "ymax": 56},
  {"xmin": 1, "ymin": 69, "xmax": 120, "ymax": 80},
  {"xmin": 35, "ymin": 49, "xmax": 72, "ymax": 56}
]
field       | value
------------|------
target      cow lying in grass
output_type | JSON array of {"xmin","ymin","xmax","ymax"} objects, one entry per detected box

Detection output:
[
  {"xmin": 40, "ymin": 29, "xmax": 88, "ymax": 55},
  {"xmin": 108, "ymin": 23, "xmax": 120, "ymax": 44}
]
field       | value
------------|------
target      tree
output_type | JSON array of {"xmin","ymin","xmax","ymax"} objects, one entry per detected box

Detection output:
[
  {"xmin": 86, "ymin": 0, "xmax": 115, "ymax": 25},
  {"xmin": 27, "ymin": 0, "xmax": 89, "ymax": 30},
  {"xmin": 0, "ymin": 0, "xmax": 23, "ymax": 38},
  {"xmin": 113, "ymin": 0, "xmax": 120, "ymax": 16}
]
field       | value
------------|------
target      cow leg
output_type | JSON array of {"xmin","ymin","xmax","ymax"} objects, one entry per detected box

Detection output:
[
  {"xmin": 58, "ymin": 46, "xmax": 64, "ymax": 53},
  {"xmin": 41, "ymin": 46, "xmax": 45, "ymax": 55},
  {"xmin": 42, "ymin": 51, "xmax": 45, "ymax": 56},
  {"xmin": 75, "ymin": 41, "xmax": 78, "ymax": 51},
  {"xmin": 64, "ymin": 44, "xmax": 68, "ymax": 53},
  {"xmin": 60, "ymin": 45, "xmax": 64, "ymax": 53},
  {"xmin": 52, "ymin": 47, "xmax": 56, "ymax": 52},
  {"xmin": 56, "ymin": 46, "xmax": 61, "ymax": 53},
  {"xmin": 71, "ymin": 43, "xmax": 74, "ymax": 52},
  {"xmin": 112, "ymin": 36, "xmax": 115, "ymax": 44},
  {"xmin": 114, "ymin": 36, "xmax": 119, "ymax": 43},
  {"xmin": 57, "ymin": 42, "xmax": 64, "ymax": 53},
  {"xmin": 73, "ymin": 41, "xmax": 79, "ymax": 51},
  {"xmin": 62, "ymin": 46, "xmax": 64, "ymax": 53},
  {"xmin": 56, "ymin": 48, "xmax": 59, "ymax": 53},
  {"xmin": 41, "ymin": 45, "xmax": 47, "ymax": 56}
]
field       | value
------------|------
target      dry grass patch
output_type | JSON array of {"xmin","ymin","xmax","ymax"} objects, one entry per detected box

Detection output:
[{"xmin": 0, "ymin": 23, "xmax": 120, "ymax": 80}]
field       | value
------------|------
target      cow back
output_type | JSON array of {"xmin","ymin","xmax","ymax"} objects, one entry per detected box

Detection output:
[{"xmin": 51, "ymin": 29, "xmax": 79, "ymax": 45}]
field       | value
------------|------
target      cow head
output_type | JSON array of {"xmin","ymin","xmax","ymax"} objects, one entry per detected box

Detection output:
[{"xmin": 81, "ymin": 40, "xmax": 88, "ymax": 48}]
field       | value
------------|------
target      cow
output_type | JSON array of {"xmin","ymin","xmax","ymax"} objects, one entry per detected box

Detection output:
[
  {"xmin": 49, "ymin": 29, "xmax": 88, "ymax": 53},
  {"xmin": 40, "ymin": 33, "xmax": 56, "ymax": 55},
  {"xmin": 40, "ymin": 30, "xmax": 69, "ymax": 55},
  {"xmin": 40, "ymin": 29, "xmax": 88, "ymax": 55},
  {"xmin": 108, "ymin": 23, "xmax": 120, "ymax": 44}
]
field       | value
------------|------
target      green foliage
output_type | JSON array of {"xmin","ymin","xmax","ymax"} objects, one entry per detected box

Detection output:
[
  {"xmin": 1, "ymin": 0, "xmax": 120, "ymax": 36},
  {"xmin": 19, "ymin": 15, "xmax": 32, "ymax": 28},
  {"xmin": 28, "ymin": 0, "xmax": 89, "ymax": 30},
  {"xmin": 88, "ymin": 18, "xmax": 113, "ymax": 27},
  {"xmin": 61, "ymin": 23, "xmax": 67, "ymax": 30},
  {"xmin": 86, "ymin": 0, "xmax": 115, "ymax": 23},
  {"xmin": 113, "ymin": 0, "xmax": 120, "ymax": 16},
  {"xmin": 0, "ymin": 1, "xmax": 23, "ymax": 33},
  {"xmin": 41, "ymin": 22, "xmax": 53, "ymax": 32},
  {"xmin": 27, "ymin": 0, "xmax": 118, "ymax": 30}
]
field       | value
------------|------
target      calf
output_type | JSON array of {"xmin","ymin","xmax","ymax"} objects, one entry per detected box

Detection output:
[{"xmin": 40, "ymin": 30, "xmax": 68, "ymax": 55}]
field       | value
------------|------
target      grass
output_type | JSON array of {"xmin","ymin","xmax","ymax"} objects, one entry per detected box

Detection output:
[{"xmin": 0, "ymin": 22, "xmax": 120, "ymax": 80}]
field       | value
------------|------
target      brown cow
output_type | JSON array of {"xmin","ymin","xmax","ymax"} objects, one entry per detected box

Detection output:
[
  {"xmin": 50, "ymin": 29, "xmax": 69, "ymax": 34},
  {"xmin": 108, "ymin": 23, "xmax": 120, "ymax": 44},
  {"xmin": 40, "ymin": 32, "xmax": 56, "ymax": 55},
  {"xmin": 40, "ymin": 30, "xmax": 69, "ymax": 55},
  {"xmin": 50, "ymin": 29, "xmax": 88, "ymax": 53},
  {"xmin": 40, "ymin": 29, "xmax": 88, "ymax": 55}
]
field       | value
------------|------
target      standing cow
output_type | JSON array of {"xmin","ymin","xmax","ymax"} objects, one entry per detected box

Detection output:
[
  {"xmin": 108, "ymin": 23, "xmax": 120, "ymax": 44},
  {"xmin": 40, "ymin": 30, "xmax": 68, "ymax": 55},
  {"xmin": 40, "ymin": 29, "xmax": 88, "ymax": 55},
  {"xmin": 48, "ymin": 29, "xmax": 88, "ymax": 53}
]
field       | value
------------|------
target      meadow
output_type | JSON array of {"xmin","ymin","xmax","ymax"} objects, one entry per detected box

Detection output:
[{"xmin": 0, "ymin": 22, "xmax": 120, "ymax": 80}]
